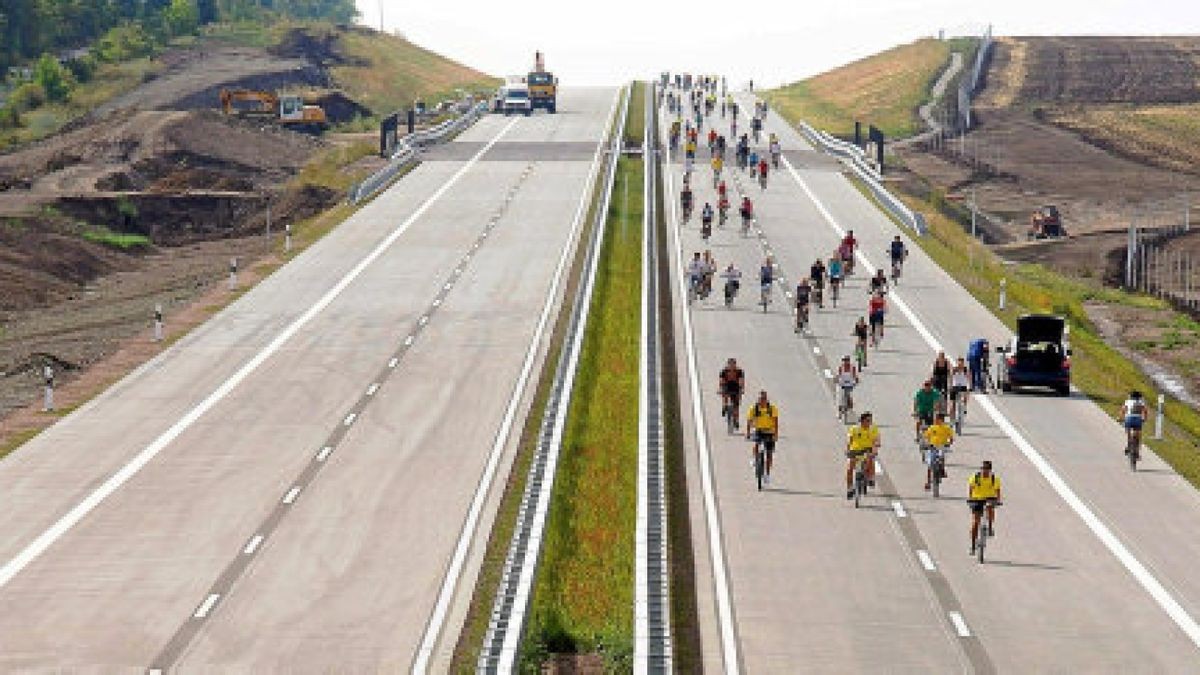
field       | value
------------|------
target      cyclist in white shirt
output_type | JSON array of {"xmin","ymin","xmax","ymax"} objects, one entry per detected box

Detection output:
[{"xmin": 836, "ymin": 355, "xmax": 859, "ymax": 411}]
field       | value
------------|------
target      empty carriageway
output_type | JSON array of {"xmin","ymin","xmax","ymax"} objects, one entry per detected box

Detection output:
[
  {"xmin": 661, "ymin": 87, "xmax": 1200, "ymax": 672},
  {"xmin": 0, "ymin": 87, "xmax": 618, "ymax": 671}
]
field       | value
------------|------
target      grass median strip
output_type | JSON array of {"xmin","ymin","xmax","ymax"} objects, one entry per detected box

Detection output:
[{"xmin": 523, "ymin": 154, "xmax": 644, "ymax": 670}]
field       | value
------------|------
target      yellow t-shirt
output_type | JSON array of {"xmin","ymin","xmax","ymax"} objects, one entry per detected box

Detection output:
[
  {"xmin": 712, "ymin": 158, "xmax": 723, "ymax": 171},
  {"xmin": 847, "ymin": 425, "xmax": 879, "ymax": 452},
  {"xmin": 747, "ymin": 403, "xmax": 778, "ymax": 433},
  {"xmin": 968, "ymin": 473, "xmax": 1002, "ymax": 500},
  {"xmin": 924, "ymin": 423, "xmax": 954, "ymax": 448}
]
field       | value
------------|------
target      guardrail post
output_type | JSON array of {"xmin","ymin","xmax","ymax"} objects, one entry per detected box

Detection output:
[
  {"xmin": 1156, "ymin": 394, "xmax": 1165, "ymax": 440},
  {"xmin": 999, "ymin": 278, "xmax": 1007, "ymax": 310}
]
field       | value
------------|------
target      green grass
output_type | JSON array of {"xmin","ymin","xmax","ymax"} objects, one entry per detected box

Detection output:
[
  {"xmin": 81, "ymin": 228, "xmax": 152, "ymax": 249},
  {"xmin": 850, "ymin": 177, "xmax": 1200, "ymax": 488},
  {"xmin": 625, "ymin": 82, "xmax": 646, "ymax": 144},
  {"xmin": 523, "ymin": 155, "xmax": 644, "ymax": 670},
  {"xmin": 764, "ymin": 38, "xmax": 955, "ymax": 139},
  {"xmin": 0, "ymin": 428, "xmax": 43, "ymax": 461}
]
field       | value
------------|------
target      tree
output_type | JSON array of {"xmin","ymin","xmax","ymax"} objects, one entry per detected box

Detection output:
[
  {"xmin": 163, "ymin": 0, "xmax": 199, "ymax": 36},
  {"xmin": 196, "ymin": 0, "xmax": 220, "ymax": 24},
  {"xmin": 34, "ymin": 53, "xmax": 69, "ymax": 102}
]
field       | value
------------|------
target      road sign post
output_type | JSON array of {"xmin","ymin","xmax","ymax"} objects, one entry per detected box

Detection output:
[{"xmin": 999, "ymin": 278, "xmax": 1007, "ymax": 310}]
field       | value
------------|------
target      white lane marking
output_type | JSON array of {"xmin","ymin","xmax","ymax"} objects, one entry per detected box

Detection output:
[
  {"xmin": 282, "ymin": 487, "xmax": 301, "ymax": 504},
  {"xmin": 388, "ymin": 357, "xmax": 399, "ymax": 368},
  {"xmin": 404, "ymin": 335, "xmax": 414, "ymax": 347},
  {"xmin": 193, "ymin": 594, "xmax": 220, "ymax": 619},
  {"xmin": 432, "ymin": 299, "xmax": 442, "ymax": 308},
  {"xmin": 782, "ymin": 154, "xmax": 1200, "ymax": 650},
  {"xmin": 664, "ymin": 128, "xmax": 741, "ymax": 675},
  {"xmin": 0, "ymin": 116, "xmax": 519, "ymax": 593},
  {"xmin": 343, "ymin": 413, "xmax": 357, "ymax": 427},
  {"xmin": 316, "ymin": 445, "xmax": 333, "ymax": 462},
  {"xmin": 444, "ymin": 282, "xmax": 452, "ymax": 291},
  {"xmin": 950, "ymin": 611, "xmax": 971, "ymax": 637},
  {"xmin": 412, "ymin": 88, "xmax": 622, "ymax": 674},
  {"xmin": 917, "ymin": 549, "xmax": 936, "ymax": 571},
  {"xmin": 874, "ymin": 458, "xmax": 885, "ymax": 475},
  {"xmin": 419, "ymin": 315, "xmax": 429, "ymax": 326},
  {"xmin": 813, "ymin": 346, "xmax": 821, "ymax": 355},
  {"xmin": 892, "ymin": 501, "xmax": 908, "ymax": 518},
  {"xmin": 366, "ymin": 383, "xmax": 380, "ymax": 397},
  {"xmin": 822, "ymin": 368, "xmax": 833, "ymax": 380},
  {"xmin": 243, "ymin": 534, "xmax": 264, "ymax": 555}
]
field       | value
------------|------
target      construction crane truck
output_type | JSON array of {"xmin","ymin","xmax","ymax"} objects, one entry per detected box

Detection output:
[{"xmin": 527, "ymin": 51, "xmax": 558, "ymax": 113}]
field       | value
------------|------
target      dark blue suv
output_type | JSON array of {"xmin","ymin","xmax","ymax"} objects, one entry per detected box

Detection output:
[{"xmin": 998, "ymin": 315, "xmax": 1071, "ymax": 396}]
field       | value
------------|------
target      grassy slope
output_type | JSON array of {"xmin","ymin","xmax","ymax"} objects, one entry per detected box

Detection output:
[
  {"xmin": 1047, "ymin": 103, "xmax": 1200, "ymax": 175},
  {"xmin": 764, "ymin": 38, "xmax": 953, "ymax": 139},
  {"xmin": 525, "ymin": 87, "xmax": 644, "ymax": 668}
]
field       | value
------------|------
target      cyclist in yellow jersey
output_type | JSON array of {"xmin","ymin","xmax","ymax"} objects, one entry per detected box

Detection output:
[
  {"xmin": 968, "ymin": 460, "xmax": 1002, "ymax": 554},
  {"xmin": 923, "ymin": 414, "xmax": 954, "ymax": 491},
  {"xmin": 845, "ymin": 411, "xmax": 879, "ymax": 499},
  {"xmin": 746, "ymin": 390, "xmax": 780, "ymax": 485}
]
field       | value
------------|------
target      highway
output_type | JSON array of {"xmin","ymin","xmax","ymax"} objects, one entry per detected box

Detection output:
[
  {"xmin": 663, "ymin": 90, "xmax": 1200, "ymax": 672},
  {"xmin": 0, "ymin": 87, "xmax": 617, "ymax": 671}
]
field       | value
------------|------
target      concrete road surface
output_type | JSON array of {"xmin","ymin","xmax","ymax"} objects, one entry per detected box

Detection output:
[
  {"xmin": 663, "ymin": 90, "xmax": 1200, "ymax": 672},
  {"xmin": 0, "ymin": 87, "xmax": 617, "ymax": 671}
]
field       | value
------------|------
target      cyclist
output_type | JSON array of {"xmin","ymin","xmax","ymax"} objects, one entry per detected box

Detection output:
[
  {"xmin": 759, "ymin": 256, "xmax": 775, "ymax": 305},
  {"xmin": 931, "ymin": 351, "xmax": 951, "ymax": 400},
  {"xmin": 828, "ymin": 253, "xmax": 844, "ymax": 303},
  {"xmin": 913, "ymin": 379, "xmax": 943, "ymax": 441},
  {"xmin": 852, "ymin": 317, "xmax": 869, "ymax": 368},
  {"xmin": 835, "ymin": 355, "xmax": 859, "ymax": 416},
  {"xmin": 746, "ymin": 390, "xmax": 780, "ymax": 485},
  {"xmin": 740, "ymin": 196, "xmax": 754, "ymax": 234},
  {"xmin": 708, "ymin": 127, "xmax": 718, "ymax": 151},
  {"xmin": 757, "ymin": 157, "xmax": 769, "ymax": 188},
  {"xmin": 701, "ymin": 250, "xmax": 717, "ymax": 298},
  {"xmin": 721, "ymin": 262, "xmax": 742, "ymax": 306},
  {"xmin": 1121, "ymin": 390, "xmax": 1148, "ymax": 454},
  {"xmin": 846, "ymin": 411, "xmax": 880, "ymax": 498},
  {"xmin": 968, "ymin": 460, "xmax": 1002, "ymax": 554},
  {"xmin": 748, "ymin": 150, "xmax": 759, "ymax": 177},
  {"xmin": 889, "ymin": 235, "xmax": 908, "ymax": 279},
  {"xmin": 840, "ymin": 230, "xmax": 858, "ymax": 275},
  {"xmin": 868, "ymin": 291, "xmax": 887, "ymax": 345},
  {"xmin": 711, "ymin": 155, "xmax": 723, "ymax": 185},
  {"xmin": 923, "ymin": 413, "xmax": 954, "ymax": 491},
  {"xmin": 949, "ymin": 357, "xmax": 971, "ymax": 420},
  {"xmin": 701, "ymin": 202, "xmax": 714, "ymax": 241},
  {"xmin": 717, "ymin": 194, "xmax": 730, "ymax": 226},
  {"xmin": 718, "ymin": 358, "xmax": 746, "ymax": 430},
  {"xmin": 809, "ymin": 258, "xmax": 826, "ymax": 308},
  {"xmin": 681, "ymin": 183, "xmax": 694, "ymax": 221},
  {"xmin": 717, "ymin": 179, "xmax": 727, "ymax": 201},
  {"xmin": 794, "ymin": 277, "xmax": 812, "ymax": 332},
  {"xmin": 868, "ymin": 268, "xmax": 889, "ymax": 296},
  {"xmin": 686, "ymin": 252, "xmax": 705, "ymax": 301},
  {"xmin": 769, "ymin": 136, "xmax": 782, "ymax": 169}
]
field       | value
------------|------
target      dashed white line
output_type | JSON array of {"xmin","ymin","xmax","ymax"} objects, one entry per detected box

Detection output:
[
  {"xmin": 243, "ymin": 534, "xmax": 264, "ymax": 556},
  {"xmin": 388, "ymin": 357, "xmax": 399, "ymax": 368},
  {"xmin": 813, "ymin": 346, "xmax": 821, "ymax": 354},
  {"xmin": 419, "ymin": 315, "xmax": 429, "ymax": 326},
  {"xmin": 316, "ymin": 445, "xmax": 333, "ymax": 462},
  {"xmin": 874, "ymin": 458, "xmax": 885, "ymax": 475},
  {"xmin": 443, "ymin": 282, "xmax": 452, "ymax": 291},
  {"xmin": 366, "ymin": 383, "xmax": 380, "ymax": 396},
  {"xmin": 432, "ymin": 299, "xmax": 442, "ymax": 308},
  {"xmin": 282, "ymin": 486, "xmax": 301, "ymax": 505},
  {"xmin": 891, "ymin": 501, "xmax": 907, "ymax": 518},
  {"xmin": 917, "ymin": 549, "xmax": 936, "ymax": 571},
  {"xmin": 343, "ymin": 413, "xmax": 357, "ymax": 427},
  {"xmin": 949, "ymin": 611, "xmax": 972, "ymax": 637},
  {"xmin": 404, "ymin": 336, "xmax": 414, "ymax": 347},
  {"xmin": 822, "ymin": 368, "xmax": 833, "ymax": 380},
  {"xmin": 193, "ymin": 594, "xmax": 220, "ymax": 619}
]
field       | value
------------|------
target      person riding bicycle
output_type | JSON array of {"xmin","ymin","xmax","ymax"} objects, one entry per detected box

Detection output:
[
  {"xmin": 719, "ymin": 358, "xmax": 746, "ymax": 429},
  {"xmin": 809, "ymin": 258, "xmax": 826, "ymax": 308},
  {"xmin": 759, "ymin": 256, "xmax": 775, "ymax": 299},
  {"xmin": 868, "ymin": 292, "xmax": 887, "ymax": 343},
  {"xmin": 740, "ymin": 196, "xmax": 754, "ymax": 230},
  {"xmin": 968, "ymin": 460, "xmax": 1002, "ymax": 554},
  {"xmin": 1122, "ymin": 390, "xmax": 1147, "ymax": 454},
  {"xmin": 795, "ymin": 277, "xmax": 812, "ymax": 331},
  {"xmin": 748, "ymin": 150, "xmax": 759, "ymax": 177},
  {"xmin": 769, "ymin": 139, "xmax": 782, "ymax": 168},
  {"xmin": 868, "ymin": 268, "xmax": 889, "ymax": 296},
  {"xmin": 757, "ymin": 157, "xmax": 769, "ymax": 185},
  {"xmin": 717, "ymin": 179, "xmax": 728, "ymax": 200},
  {"xmin": 853, "ymin": 317, "xmax": 869, "ymax": 367},
  {"xmin": 746, "ymin": 390, "xmax": 780, "ymax": 485},
  {"xmin": 913, "ymin": 379, "xmax": 943, "ymax": 441},
  {"xmin": 923, "ymin": 413, "xmax": 954, "ymax": 491},
  {"xmin": 950, "ymin": 357, "xmax": 970, "ymax": 419},
  {"xmin": 711, "ymin": 155, "xmax": 724, "ymax": 177},
  {"xmin": 681, "ymin": 184, "xmax": 694, "ymax": 217},
  {"xmin": 708, "ymin": 127, "xmax": 718, "ymax": 149},
  {"xmin": 889, "ymin": 235, "xmax": 908, "ymax": 277},
  {"xmin": 721, "ymin": 263, "xmax": 742, "ymax": 305},
  {"xmin": 701, "ymin": 202, "xmax": 714, "ymax": 228},
  {"xmin": 846, "ymin": 411, "xmax": 880, "ymax": 498},
  {"xmin": 828, "ymin": 254, "xmax": 844, "ymax": 299},
  {"xmin": 717, "ymin": 194, "xmax": 731, "ymax": 224},
  {"xmin": 836, "ymin": 355, "xmax": 859, "ymax": 413},
  {"xmin": 931, "ymin": 351, "xmax": 951, "ymax": 399},
  {"xmin": 686, "ymin": 252, "xmax": 705, "ymax": 299}
]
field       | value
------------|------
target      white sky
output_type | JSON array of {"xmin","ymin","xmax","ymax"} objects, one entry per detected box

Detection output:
[{"xmin": 356, "ymin": 0, "xmax": 1200, "ymax": 86}]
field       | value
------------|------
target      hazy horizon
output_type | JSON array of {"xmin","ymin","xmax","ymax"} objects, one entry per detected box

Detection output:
[{"xmin": 355, "ymin": 1, "xmax": 1200, "ymax": 87}]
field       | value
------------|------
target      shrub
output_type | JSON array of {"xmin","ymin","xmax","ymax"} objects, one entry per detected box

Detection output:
[
  {"xmin": 64, "ymin": 56, "xmax": 96, "ymax": 84},
  {"xmin": 9, "ymin": 82, "xmax": 47, "ymax": 112},
  {"xmin": 0, "ymin": 105, "xmax": 20, "ymax": 129},
  {"xmin": 94, "ymin": 24, "xmax": 157, "ymax": 63},
  {"xmin": 35, "ymin": 54, "xmax": 70, "ymax": 102}
]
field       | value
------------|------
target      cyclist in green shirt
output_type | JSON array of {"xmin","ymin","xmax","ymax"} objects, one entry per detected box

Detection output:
[{"xmin": 913, "ymin": 379, "xmax": 943, "ymax": 441}]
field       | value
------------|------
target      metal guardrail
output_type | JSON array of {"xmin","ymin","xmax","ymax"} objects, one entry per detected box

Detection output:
[
  {"xmin": 635, "ymin": 82, "xmax": 671, "ymax": 674},
  {"xmin": 348, "ymin": 102, "xmax": 489, "ymax": 205},
  {"xmin": 797, "ymin": 121, "xmax": 927, "ymax": 235},
  {"xmin": 477, "ymin": 86, "xmax": 630, "ymax": 674}
]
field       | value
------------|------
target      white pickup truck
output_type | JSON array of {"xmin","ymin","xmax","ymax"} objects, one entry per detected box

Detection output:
[{"xmin": 494, "ymin": 84, "xmax": 532, "ymax": 116}]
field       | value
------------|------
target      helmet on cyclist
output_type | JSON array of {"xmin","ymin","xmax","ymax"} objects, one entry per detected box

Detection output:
[{"xmin": 1130, "ymin": 390, "xmax": 1143, "ymax": 400}]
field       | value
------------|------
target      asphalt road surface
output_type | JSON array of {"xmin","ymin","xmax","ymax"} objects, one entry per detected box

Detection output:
[
  {"xmin": 0, "ymin": 87, "xmax": 618, "ymax": 671},
  {"xmin": 664, "ymin": 90, "xmax": 1200, "ymax": 672}
]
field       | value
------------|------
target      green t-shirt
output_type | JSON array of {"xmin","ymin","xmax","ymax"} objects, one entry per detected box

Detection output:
[{"xmin": 914, "ymin": 388, "xmax": 942, "ymax": 414}]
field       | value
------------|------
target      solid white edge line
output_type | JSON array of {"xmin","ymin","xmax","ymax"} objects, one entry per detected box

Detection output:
[
  {"xmin": 634, "ymin": 85, "xmax": 652, "ymax": 675},
  {"xmin": 874, "ymin": 458, "xmax": 885, "ymax": 475},
  {"xmin": 664, "ymin": 109, "xmax": 742, "ymax": 675},
  {"xmin": 780, "ymin": 148, "xmax": 1200, "ymax": 650},
  {"xmin": 243, "ymin": 534, "xmax": 264, "ymax": 556},
  {"xmin": 411, "ymin": 88, "xmax": 622, "ymax": 674},
  {"xmin": 917, "ymin": 549, "xmax": 936, "ymax": 572},
  {"xmin": 389, "ymin": 357, "xmax": 399, "ymax": 368},
  {"xmin": 193, "ymin": 594, "xmax": 220, "ymax": 619},
  {"xmin": 949, "ymin": 611, "xmax": 971, "ymax": 638},
  {"xmin": 0, "ymin": 115, "xmax": 520, "ymax": 593},
  {"xmin": 282, "ymin": 487, "xmax": 301, "ymax": 505}
]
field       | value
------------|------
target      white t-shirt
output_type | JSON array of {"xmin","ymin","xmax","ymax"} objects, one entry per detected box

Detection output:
[
  {"xmin": 1124, "ymin": 398, "xmax": 1146, "ymax": 420},
  {"xmin": 837, "ymin": 366, "xmax": 857, "ymax": 388},
  {"xmin": 951, "ymin": 368, "xmax": 969, "ymax": 388}
]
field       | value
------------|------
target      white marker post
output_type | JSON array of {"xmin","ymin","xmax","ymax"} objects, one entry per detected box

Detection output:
[
  {"xmin": 228, "ymin": 257, "xmax": 238, "ymax": 291},
  {"xmin": 153, "ymin": 303, "xmax": 164, "ymax": 342},
  {"xmin": 285, "ymin": 223, "xmax": 293, "ymax": 253},
  {"xmin": 42, "ymin": 365, "xmax": 54, "ymax": 412},
  {"xmin": 1156, "ymin": 394, "xmax": 1165, "ymax": 440},
  {"xmin": 999, "ymin": 278, "xmax": 1007, "ymax": 310}
]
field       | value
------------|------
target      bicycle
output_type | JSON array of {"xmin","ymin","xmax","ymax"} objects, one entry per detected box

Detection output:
[
  {"xmin": 812, "ymin": 284, "xmax": 824, "ymax": 309},
  {"xmin": 849, "ymin": 451, "xmax": 870, "ymax": 508},
  {"xmin": 795, "ymin": 302, "xmax": 809, "ymax": 333},
  {"xmin": 723, "ymin": 278, "xmax": 740, "ymax": 308},
  {"xmin": 759, "ymin": 172, "xmax": 767, "ymax": 190},
  {"xmin": 760, "ymin": 283, "xmax": 771, "ymax": 313},
  {"xmin": 722, "ymin": 393, "xmax": 741, "ymax": 434},
  {"xmin": 740, "ymin": 212, "xmax": 753, "ymax": 237},
  {"xmin": 1126, "ymin": 426, "xmax": 1142, "ymax": 471},
  {"xmin": 838, "ymin": 386, "xmax": 854, "ymax": 424},
  {"xmin": 718, "ymin": 205, "xmax": 728, "ymax": 227},
  {"xmin": 751, "ymin": 432, "xmax": 774, "ymax": 491},
  {"xmin": 688, "ymin": 275, "xmax": 701, "ymax": 305},
  {"xmin": 953, "ymin": 395, "xmax": 966, "ymax": 434},
  {"xmin": 870, "ymin": 320, "xmax": 883, "ymax": 348},
  {"xmin": 829, "ymin": 279, "xmax": 840, "ymax": 307},
  {"xmin": 973, "ymin": 500, "xmax": 1001, "ymax": 563},
  {"xmin": 928, "ymin": 443, "xmax": 950, "ymax": 498},
  {"xmin": 891, "ymin": 258, "xmax": 902, "ymax": 285},
  {"xmin": 854, "ymin": 339, "xmax": 867, "ymax": 370}
]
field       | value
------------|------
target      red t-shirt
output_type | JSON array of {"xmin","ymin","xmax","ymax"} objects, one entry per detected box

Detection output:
[{"xmin": 869, "ymin": 296, "xmax": 886, "ymax": 314}]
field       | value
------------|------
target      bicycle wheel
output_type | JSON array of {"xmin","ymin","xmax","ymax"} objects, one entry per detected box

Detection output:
[
  {"xmin": 853, "ymin": 471, "xmax": 862, "ymax": 508},
  {"xmin": 977, "ymin": 531, "xmax": 986, "ymax": 563},
  {"xmin": 931, "ymin": 460, "xmax": 941, "ymax": 498},
  {"xmin": 1128, "ymin": 435, "xmax": 1139, "ymax": 471},
  {"xmin": 755, "ymin": 450, "xmax": 764, "ymax": 491}
]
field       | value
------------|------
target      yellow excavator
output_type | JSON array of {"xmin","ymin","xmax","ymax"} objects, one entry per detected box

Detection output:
[{"xmin": 219, "ymin": 89, "xmax": 328, "ymax": 132}]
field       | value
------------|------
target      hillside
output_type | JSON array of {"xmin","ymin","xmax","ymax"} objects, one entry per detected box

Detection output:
[{"xmin": 765, "ymin": 38, "xmax": 956, "ymax": 139}]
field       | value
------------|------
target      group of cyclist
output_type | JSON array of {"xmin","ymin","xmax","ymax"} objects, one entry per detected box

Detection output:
[{"xmin": 668, "ymin": 76, "xmax": 1004, "ymax": 552}]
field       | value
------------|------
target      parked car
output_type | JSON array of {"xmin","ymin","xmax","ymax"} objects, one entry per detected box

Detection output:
[{"xmin": 997, "ymin": 314, "xmax": 1071, "ymax": 395}]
